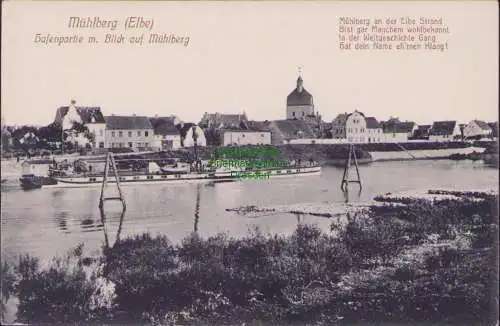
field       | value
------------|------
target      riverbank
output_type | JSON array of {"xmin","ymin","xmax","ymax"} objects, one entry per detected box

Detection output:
[{"xmin": 2, "ymin": 189, "xmax": 498, "ymax": 325}]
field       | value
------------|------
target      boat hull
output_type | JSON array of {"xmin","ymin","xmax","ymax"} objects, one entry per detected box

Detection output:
[{"xmin": 44, "ymin": 166, "xmax": 322, "ymax": 188}]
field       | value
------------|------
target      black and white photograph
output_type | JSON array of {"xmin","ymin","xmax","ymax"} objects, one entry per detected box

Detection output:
[{"xmin": 1, "ymin": 1, "xmax": 499, "ymax": 325}]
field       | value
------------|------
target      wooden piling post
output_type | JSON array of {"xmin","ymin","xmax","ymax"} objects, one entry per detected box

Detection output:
[
  {"xmin": 341, "ymin": 144, "xmax": 362, "ymax": 191},
  {"xmin": 99, "ymin": 152, "xmax": 126, "ymax": 211},
  {"xmin": 99, "ymin": 151, "xmax": 127, "ymax": 249}
]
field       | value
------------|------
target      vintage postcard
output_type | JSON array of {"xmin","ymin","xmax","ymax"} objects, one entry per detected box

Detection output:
[{"xmin": 1, "ymin": 1, "xmax": 498, "ymax": 325}]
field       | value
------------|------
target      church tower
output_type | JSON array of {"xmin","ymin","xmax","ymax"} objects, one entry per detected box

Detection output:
[{"xmin": 286, "ymin": 69, "xmax": 314, "ymax": 120}]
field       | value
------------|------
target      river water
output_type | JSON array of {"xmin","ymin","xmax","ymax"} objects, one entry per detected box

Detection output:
[{"xmin": 1, "ymin": 160, "xmax": 498, "ymax": 263}]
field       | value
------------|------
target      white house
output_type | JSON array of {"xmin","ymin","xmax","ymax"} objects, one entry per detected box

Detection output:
[
  {"xmin": 463, "ymin": 120, "xmax": 492, "ymax": 139},
  {"xmin": 345, "ymin": 111, "xmax": 368, "ymax": 143},
  {"xmin": 220, "ymin": 130, "xmax": 271, "ymax": 146},
  {"xmin": 179, "ymin": 123, "xmax": 207, "ymax": 147},
  {"xmin": 54, "ymin": 100, "xmax": 107, "ymax": 148},
  {"xmin": 381, "ymin": 120, "xmax": 417, "ymax": 143},
  {"xmin": 331, "ymin": 110, "xmax": 369, "ymax": 143},
  {"xmin": 105, "ymin": 115, "xmax": 158, "ymax": 150},
  {"xmin": 429, "ymin": 121, "xmax": 461, "ymax": 142}
]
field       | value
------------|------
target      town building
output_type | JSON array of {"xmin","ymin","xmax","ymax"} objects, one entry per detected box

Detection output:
[
  {"xmin": 428, "ymin": 120, "xmax": 461, "ymax": 141},
  {"xmin": 330, "ymin": 110, "xmax": 381, "ymax": 143},
  {"xmin": 462, "ymin": 120, "xmax": 492, "ymax": 139},
  {"xmin": 267, "ymin": 119, "xmax": 316, "ymax": 145},
  {"xmin": 331, "ymin": 113, "xmax": 349, "ymax": 139},
  {"xmin": 345, "ymin": 110, "xmax": 368, "ymax": 143},
  {"xmin": 488, "ymin": 122, "xmax": 498, "ymax": 138},
  {"xmin": 54, "ymin": 100, "xmax": 106, "ymax": 148},
  {"xmin": 286, "ymin": 76, "xmax": 315, "ymax": 121},
  {"xmin": 365, "ymin": 117, "xmax": 383, "ymax": 143},
  {"xmin": 150, "ymin": 116, "xmax": 182, "ymax": 150},
  {"xmin": 412, "ymin": 125, "xmax": 432, "ymax": 140},
  {"xmin": 179, "ymin": 123, "xmax": 207, "ymax": 147},
  {"xmin": 104, "ymin": 115, "xmax": 157, "ymax": 150},
  {"xmin": 381, "ymin": 118, "xmax": 417, "ymax": 143},
  {"xmin": 199, "ymin": 112, "xmax": 249, "ymax": 130}
]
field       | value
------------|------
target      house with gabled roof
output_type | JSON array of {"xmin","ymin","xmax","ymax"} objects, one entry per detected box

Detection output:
[
  {"xmin": 105, "ymin": 115, "xmax": 158, "ymax": 150},
  {"xmin": 149, "ymin": 116, "xmax": 182, "ymax": 150},
  {"xmin": 267, "ymin": 119, "xmax": 315, "ymax": 145},
  {"xmin": 429, "ymin": 120, "xmax": 461, "ymax": 142},
  {"xmin": 54, "ymin": 100, "xmax": 106, "ymax": 148},
  {"xmin": 219, "ymin": 120, "xmax": 271, "ymax": 146},
  {"xmin": 365, "ymin": 117, "xmax": 383, "ymax": 143},
  {"xmin": 380, "ymin": 118, "xmax": 418, "ymax": 143},
  {"xmin": 199, "ymin": 112, "xmax": 249, "ymax": 130},
  {"xmin": 330, "ymin": 110, "xmax": 372, "ymax": 143},
  {"xmin": 178, "ymin": 122, "xmax": 207, "ymax": 148},
  {"xmin": 463, "ymin": 120, "xmax": 492, "ymax": 139}
]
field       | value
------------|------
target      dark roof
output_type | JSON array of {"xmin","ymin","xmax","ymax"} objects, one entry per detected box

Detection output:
[
  {"xmin": 179, "ymin": 123, "xmax": 196, "ymax": 138},
  {"xmin": 271, "ymin": 119, "xmax": 315, "ymax": 139},
  {"xmin": 418, "ymin": 124, "xmax": 432, "ymax": 131},
  {"xmin": 382, "ymin": 121, "xmax": 415, "ymax": 133},
  {"xmin": 430, "ymin": 121, "xmax": 457, "ymax": 136},
  {"xmin": 365, "ymin": 117, "xmax": 381, "ymax": 129},
  {"xmin": 246, "ymin": 120, "xmax": 271, "ymax": 132},
  {"xmin": 105, "ymin": 116, "xmax": 153, "ymax": 130},
  {"xmin": 199, "ymin": 112, "xmax": 248, "ymax": 129},
  {"xmin": 473, "ymin": 120, "xmax": 491, "ymax": 131},
  {"xmin": 332, "ymin": 113, "xmax": 349, "ymax": 125},
  {"xmin": 287, "ymin": 88, "xmax": 313, "ymax": 106},
  {"xmin": 54, "ymin": 106, "xmax": 105, "ymax": 125},
  {"xmin": 149, "ymin": 117, "xmax": 180, "ymax": 136},
  {"xmin": 488, "ymin": 122, "xmax": 498, "ymax": 136}
]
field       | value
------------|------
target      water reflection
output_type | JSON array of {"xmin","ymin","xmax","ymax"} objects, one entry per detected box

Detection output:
[
  {"xmin": 194, "ymin": 184, "xmax": 201, "ymax": 233},
  {"xmin": 295, "ymin": 212, "xmax": 304, "ymax": 225},
  {"xmin": 343, "ymin": 188, "xmax": 362, "ymax": 203},
  {"xmin": 80, "ymin": 217, "xmax": 104, "ymax": 233},
  {"xmin": 99, "ymin": 206, "xmax": 126, "ymax": 249},
  {"xmin": 55, "ymin": 211, "xmax": 68, "ymax": 232}
]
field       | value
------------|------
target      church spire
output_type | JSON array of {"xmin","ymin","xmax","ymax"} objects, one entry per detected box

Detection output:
[{"xmin": 296, "ymin": 65, "xmax": 304, "ymax": 92}]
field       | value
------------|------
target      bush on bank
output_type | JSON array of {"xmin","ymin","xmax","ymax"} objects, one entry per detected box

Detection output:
[{"xmin": 3, "ymin": 193, "xmax": 498, "ymax": 325}]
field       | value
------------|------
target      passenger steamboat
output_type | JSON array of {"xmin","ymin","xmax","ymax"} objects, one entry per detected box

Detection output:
[{"xmin": 19, "ymin": 154, "xmax": 321, "ymax": 189}]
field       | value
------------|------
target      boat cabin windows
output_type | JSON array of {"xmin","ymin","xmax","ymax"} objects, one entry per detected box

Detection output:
[
  {"xmin": 175, "ymin": 174, "xmax": 181, "ymax": 178},
  {"xmin": 89, "ymin": 177, "xmax": 97, "ymax": 182},
  {"xmin": 147, "ymin": 176, "xmax": 154, "ymax": 180},
  {"xmin": 161, "ymin": 175, "xmax": 167, "ymax": 179},
  {"xmin": 287, "ymin": 170, "xmax": 292, "ymax": 174},
  {"xmin": 133, "ymin": 176, "xmax": 140, "ymax": 180},
  {"xmin": 119, "ymin": 177, "xmax": 126, "ymax": 181}
]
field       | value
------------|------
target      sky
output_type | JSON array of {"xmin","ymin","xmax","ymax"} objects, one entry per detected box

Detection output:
[{"xmin": 1, "ymin": 1, "xmax": 498, "ymax": 127}]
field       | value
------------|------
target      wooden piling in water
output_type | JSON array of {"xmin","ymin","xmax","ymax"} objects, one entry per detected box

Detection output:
[
  {"xmin": 341, "ymin": 144, "xmax": 362, "ymax": 191},
  {"xmin": 98, "ymin": 152, "xmax": 126, "ymax": 249}
]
